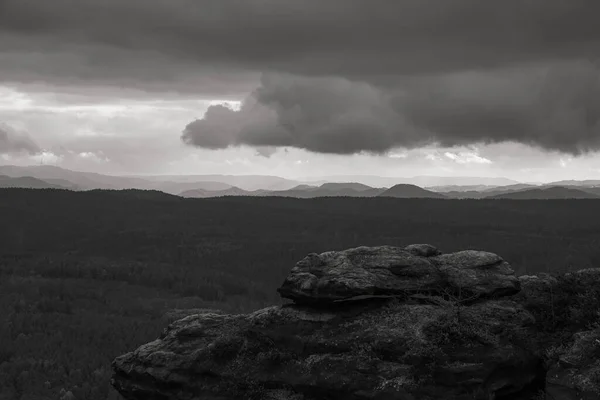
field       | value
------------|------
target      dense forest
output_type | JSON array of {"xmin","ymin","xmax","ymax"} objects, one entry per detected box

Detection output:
[{"xmin": 2, "ymin": 188, "xmax": 600, "ymax": 399}]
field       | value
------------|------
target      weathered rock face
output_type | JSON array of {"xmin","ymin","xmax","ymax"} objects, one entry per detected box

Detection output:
[
  {"xmin": 278, "ymin": 245, "xmax": 520, "ymax": 303},
  {"xmin": 111, "ymin": 245, "xmax": 544, "ymax": 400},
  {"xmin": 112, "ymin": 302, "xmax": 539, "ymax": 400}
]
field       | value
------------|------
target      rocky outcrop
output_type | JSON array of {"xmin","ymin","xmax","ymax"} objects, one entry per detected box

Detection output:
[
  {"xmin": 278, "ymin": 245, "xmax": 520, "ymax": 303},
  {"xmin": 111, "ymin": 245, "xmax": 597, "ymax": 400},
  {"xmin": 162, "ymin": 308, "xmax": 224, "ymax": 323}
]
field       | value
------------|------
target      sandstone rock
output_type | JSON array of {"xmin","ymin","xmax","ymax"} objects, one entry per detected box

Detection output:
[
  {"xmin": 112, "ymin": 300, "xmax": 540, "ymax": 400},
  {"xmin": 278, "ymin": 246, "xmax": 520, "ymax": 303},
  {"xmin": 163, "ymin": 308, "xmax": 224, "ymax": 323},
  {"xmin": 518, "ymin": 273, "xmax": 558, "ymax": 291},
  {"xmin": 111, "ymin": 245, "xmax": 541, "ymax": 400},
  {"xmin": 432, "ymin": 250, "xmax": 520, "ymax": 298},
  {"xmin": 404, "ymin": 244, "xmax": 441, "ymax": 257}
]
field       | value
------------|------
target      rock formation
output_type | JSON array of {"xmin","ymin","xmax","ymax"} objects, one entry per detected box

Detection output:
[
  {"xmin": 111, "ymin": 245, "xmax": 600, "ymax": 400},
  {"xmin": 278, "ymin": 245, "xmax": 520, "ymax": 303}
]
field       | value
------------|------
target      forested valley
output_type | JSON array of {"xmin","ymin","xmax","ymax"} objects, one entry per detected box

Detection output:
[{"xmin": 2, "ymin": 188, "xmax": 600, "ymax": 399}]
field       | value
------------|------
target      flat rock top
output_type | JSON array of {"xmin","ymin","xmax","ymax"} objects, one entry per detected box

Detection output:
[{"xmin": 278, "ymin": 244, "xmax": 520, "ymax": 303}]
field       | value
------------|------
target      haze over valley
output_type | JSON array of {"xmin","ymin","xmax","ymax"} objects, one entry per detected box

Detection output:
[{"xmin": 2, "ymin": 164, "xmax": 600, "ymax": 200}]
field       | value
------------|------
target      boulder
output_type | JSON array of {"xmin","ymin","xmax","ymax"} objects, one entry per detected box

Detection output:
[
  {"xmin": 112, "ymin": 300, "xmax": 540, "ymax": 400},
  {"xmin": 278, "ymin": 245, "xmax": 520, "ymax": 303},
  {"xmin": 404, "ymin": 244, "xmax": 442, "ymax": 257},
  {"xmin": 111, "ymin": 244, "xmax": 542, "ymax": 400}
]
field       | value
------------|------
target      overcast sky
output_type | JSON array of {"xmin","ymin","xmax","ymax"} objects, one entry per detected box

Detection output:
[{"xmin": 1, "ymin": 0, "xmax": 600, "ymax": 181}]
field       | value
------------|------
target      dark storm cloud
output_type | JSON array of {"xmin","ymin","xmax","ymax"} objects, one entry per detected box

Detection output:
[
  {"xmin": 3, "ymin": 0, "xmax": 600, "ymax": 157},
  {"xmin": 182, "ymin": 75, "xmax": 415, "ymax": 154},
  {"xmin": 1, "ymin": 0, "xmax": 599, "ymax": 89},
  {"xmin": 0, "ymin": 123, "xmax": 40, "ymax": 154},
  {"xmin": 399, "ymin": 61, "xmax": 600, "ymax": 154},
  {"xmin": 182, "ymin": 62, "xmax": 600, "ymax": 155}
]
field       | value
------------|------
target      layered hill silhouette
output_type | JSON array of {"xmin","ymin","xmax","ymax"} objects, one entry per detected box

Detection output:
[
  {"xmin": 488, "ymin": 186, "xmax": 600, "ymax": 199},
  {"xmin": 440, "ymin": 184, "xmax": 539, "ymax": 199},
  {"xmin": 303, "ymin": 174, "xmax": 519, "ymax": 187},
  {"xmin": 0, "ymin": 175, "xmax": 69, "ymax": 189},
  {"xmin": 180, "ymin": 186, "xmax": 267, "ymax": 198},
  {"xmin": 271, "ymin": 182, "xmax": 386, "ymax": 198},
  {"xmin": 3, "ymin": 165, "xmax": 600, "ymax": 201},
  {"xmin": 378, "ymin": 184, "xmax": 447, "ymax": 198},
  {"xmin": 180, "ymin": 182, "xmax": 386, "ymax": 198}
]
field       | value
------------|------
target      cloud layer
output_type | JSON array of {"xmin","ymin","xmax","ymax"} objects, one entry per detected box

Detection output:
[
  {"xmin": 0, "ymin": 123, "xmax": 40, "ymax": 155},
  {"xmin": 183, "ymin": 61, "xmax": 600, "ymax": 155},
  {"xmin": 1, "ymin": 1, "xmax": 599, "ymax": 90},
  {"xmin": 2, "ymin": 0, "xmax": 600, "ymax": 170}
]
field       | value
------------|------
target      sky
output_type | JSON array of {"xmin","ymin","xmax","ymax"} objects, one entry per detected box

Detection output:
[{"xmin": 1, "ymin": 0, "xmax": 600, "ymax": 182}]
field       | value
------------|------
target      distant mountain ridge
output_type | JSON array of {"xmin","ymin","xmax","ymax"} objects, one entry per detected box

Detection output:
[
  {"xmin": 0, "ymin": 165, "xmax": 241, "ymax": 193},
  {"xmin": 3, "ymin": 164, "xmax": 600, "ymax": 200},
  {"xmin": 0, "ymin": 175, "xmax": 69, "ymax": 189},
  {"xmin": 378, "ymin": 184, "xmax": 447, "ymax": 199},
  {"xmin": 488, "ymin": 186, "xmax": 599, "ymax": 200},
  {"xmin": 180, "ymin": 182, "xmax": 386, "ymax": 199},
  {"xmin": 547, "ymin": 180, "xmax": 600, "ymax": 187},
  {"xmin": 439, "ymin": 184, "xmax": 540, "ymax": 199},
  {"xmin": 125, "ymin": 173, "xmax": 300, "ymax": 191},
  {"xmin": 0, "ymin": 165, "xmax": 525, "ymax": 194},
  {"xmin": 301, "ymin": 175, "xmax": 519, "ymax": 188},
  {"xmin": 180, "ymin": 187, "xmax": 268, "ymax": 198}
]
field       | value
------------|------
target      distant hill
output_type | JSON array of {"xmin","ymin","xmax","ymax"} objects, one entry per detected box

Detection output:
[
  {"xmin": 427, "ymin": 185, "xmax": 498, "ymax": 193},
  {"xmin": 0, "ymin": 165, "xmax": 153, "ymax": 191},
  {"xmin": 440, "ymin": 190, "xmax": 490, "ymax": 199},
  {"xmin": 13, "ymin": 164, "xmax": 600, "ymax": 200},
  {"xmin": 303, "ymin": 175, "xmax": 519, "ymax": 188},
  {"xmin": 179, "ymin": 186, "xmax": 268, "ymax": 198},
  {"xmin": 579, "ymin": 187, "xmax": 600, "ymax": 196},
  {"xmin": 440, "ymin": 184, "xmax": 540, "ymax": 199},
  {"xmin": 153, "ymin": 180, "xmax": 233, "ymax": 194},
  {"xmin": 86, "ymin": 189, "xmax": 182, "ymax": 201},
  {"xmin": 488, "ymin": 186, "xmax": 600, "ymax": 200},
  {"xmin": 0, "ymin": 165, "xmax": 273, "ymax": 194},
  {"xmin": 43, "ymin": 178, "xmax": 81, "ymax": 190},
  {"xmin": 287, "ymin": 184, "xmax": 317, "ymax": 191},
  {"xmin": 271, "ymin": 182, "xmax": 386, "ymax": 198},
  {"xmin": 378, "ymin": 184, "xmax": 447, "ymax": 199},
  {"xmin": 318, "ymin": 182, "xmax": 376, "ymax": 192},
  {"xmin": 0, "ymin": 175, "xmax": 68, "ymax": 189},
  {"xmin": 547, "ymin": 180, "xmax": 600, "ymax": 187},
  {"xmin": 180, "ymin": 182, "xmax": 387, "ymax": 199},
  {"xmin": 482, "ymin": 184, "xmax": 539, "ymax": 193},
  {"xmin": 128, "ymin": 173, "xmax": 301, "ymax": 191}
]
